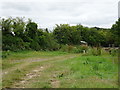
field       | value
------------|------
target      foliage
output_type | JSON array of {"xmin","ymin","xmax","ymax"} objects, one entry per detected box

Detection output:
[
  {"xmin": 1, "ymin": 17, "xmax": 59, "ymax": 51},
  {"xmin": 53, "ymin": 24, "xmax": 119, "ymax": 47},
  {"xmin": 1, "ymin": 17, "xmax": 119, "ymax": 52},
  {"xmin": 111, "ymin": 18, "xmax": 120, "ymax": 45},
  {"xmin": 74, "ymin": 45, "xmax": 88, "ymax": 53},
  {"xmin": 90, "ymin": 47, "xmax": 102, "ymax": 56},
  {"xmin": 60, "ymin": 45, "xmax": 89, "ymax": 53}
]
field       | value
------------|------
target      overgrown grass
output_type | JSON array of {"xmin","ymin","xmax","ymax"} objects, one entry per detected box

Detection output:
[
  {"xmin": 23, "ymin": 54, "xmax": 118, "ymax": 88},
  {"xmin": 2, "ymin": 50, "xmax": 68, "ymax": 60},
  {"xmin": 2, "ymin": 51, "xmax": 68, "ymax": 70},
  {"xmin": 2, "ymin": 51, "xmax": 72, "ymax": 88},
  {"xmin": 60, "ymin": 45, "xmax": 118, "ymax": 57},
  {"xmin": 2, "ymin": 51, "xmax": 118, "ymax": 88}
]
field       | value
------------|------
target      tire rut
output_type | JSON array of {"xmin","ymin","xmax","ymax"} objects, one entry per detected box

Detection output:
[
  {"xmin": 2, "ymin": 55, "xmax": 75, "ymax": 75},
  {"xmin": 12, "ymin": 54, "xmax": 78, "ymax": 88}
]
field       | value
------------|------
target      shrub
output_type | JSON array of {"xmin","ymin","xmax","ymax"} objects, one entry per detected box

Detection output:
[
  {"xmin": 2, "ymin": 51, "xmax": 10, "ymax": 59},
  {"xmin": 24, "ymin": 42, "xmax": 31, "ymax": 50},
  {"xmin": 60, "ymin": 45, "xmax": 68, "ymax": 52},
  {"xmin": 110, "ymin": 48, "xmax": 118, "ymax": 56},
  {"xmin": 60, "ymin": 45, "xmax": 89, "ymax": 53},
  {"xmin": 60, "ymin": 45, "xmax": 77, "ymax": 53},
  {"xmin": 67, "ymin": 45, "xmax": 75, "ymax": 53},
  {"xmin": 2, "ymin": 35, "xmax": 26, "ymax": 51},
  {"xmin": 90, "ymin": 47, "xmax": 101, "ymax": 56},
  {"xmin": 73, "ymin": 45, "xmax": 88, "ymax": 53},
  {"xmin": 30, "ymin": 41, "xmax": 41, "ymax": 51}
]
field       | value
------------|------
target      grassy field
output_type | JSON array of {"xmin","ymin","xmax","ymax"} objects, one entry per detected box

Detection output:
[{"xmin": 2, "ymin": 51, "xmax": 118, "ymax": 88}]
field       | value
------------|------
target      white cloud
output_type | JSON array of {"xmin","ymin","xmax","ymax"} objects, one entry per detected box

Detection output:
[{"xmin": 0, "ymin": 0, "xmax": 119, "ymax": 30}]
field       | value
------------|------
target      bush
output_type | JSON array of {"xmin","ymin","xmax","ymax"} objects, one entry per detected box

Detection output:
[
  {"xmin": 2, "ymin": 51, "xmax": 10, "ymax": 59},
  {"xmin": 90, "ymin": 47, "xmax": 101, "ymax": 56},
  {"xmin": 30, "ymin": 41, "xmax": 41, "ymax": 51},
  {"xmin": 110, "ymin": 48, "xmax": 118, "ymax": 56},
  {"xmin": 60, "ymin": 45, "xmax": 89, "ymax": 53},
  {"xmin": 60, "ymin": 45, "xmax": 78, "ymax": 53},
  {"xmin": 60, "ymin": 45, "xmax": 69, "ymax": 52},
  {"xmin": 73, "ymin": 45, "xmax": 88, "ymax": 53},
  {"xmin": 67, "ymin": 45, "xmax": 75, "ymax": 53},
  {"xmin": 24, "ymin": 42, "xmax": 31, "ymax": 50},
  {"xmin": 2, "ymin": 35, "xmax": 26, "ymax": 51}
]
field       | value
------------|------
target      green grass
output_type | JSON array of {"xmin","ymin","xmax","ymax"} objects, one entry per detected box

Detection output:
[
  {"xmin": 51, "ymin": 56, "xmax": 117, "ymax": 88},
  {"xmin": 2, "ymin": 50, "xmax": 68, "ymax": 60},
  {"xmin": 2, "ymin": 51, "xmax": 71, "ymax": 88},
  {"xmin": 22, "ymin": 54, "xmax": 118, "ymax": 88},
  {"xmin": 2, "ymin": 51, "xmax": 118, "ymax": 88},
  {"xmin": 2, "ymin": 51, "xmax": 68, "ymax": 70}
]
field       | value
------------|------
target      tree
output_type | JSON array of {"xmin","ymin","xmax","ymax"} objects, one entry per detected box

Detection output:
[
  {"xmin": 53, "ymin": 24, "xmax": 70, "ymax": 44},
  {"xmin": 70, "ymin": 25, "xmax": 82, "ymax": 45},
  {"xmin": 1, "ymin": 17, "xmax": 119, "ymax": 51},
  {"xmin": 111, "ymin": 18, "xmax": 120, "ymax": 45},
  {"xmin": 1, "ymin": 18, "xmax": 13, "ymax": 36},
  {"xmin": 12, "ymin": 17, "xmax": 25, "ymax": 38},
  {"xmin": 26, "ymin": 22, "xmax": 38, "ymax": 39}
]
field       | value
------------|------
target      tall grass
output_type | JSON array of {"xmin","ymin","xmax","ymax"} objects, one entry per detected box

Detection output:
[
  {"xmin": 2, "ymin": 51, "xmax": 118, "ymax": 88},
  {"xmin": 60, "ymin": 45, "xmax": 88, "ymax": 53},
  {"xmin": 60, "ymin": 45, "xmax": 118, "ymax": 57}
]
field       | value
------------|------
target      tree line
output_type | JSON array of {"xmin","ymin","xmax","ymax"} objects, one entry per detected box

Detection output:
[{"xmin": 0, "ymin": 17, "xmax": 119, "ymax": 51}]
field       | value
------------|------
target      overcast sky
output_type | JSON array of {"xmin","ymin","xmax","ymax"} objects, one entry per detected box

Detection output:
[{"xmin": 0, "ymin": 0, "xmax": 119, "ymax": 30}]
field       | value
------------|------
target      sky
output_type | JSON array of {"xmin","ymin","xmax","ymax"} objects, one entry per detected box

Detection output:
[{"xmin": 0, "ymin": 0, "xmax": 119, "ymax": 30}]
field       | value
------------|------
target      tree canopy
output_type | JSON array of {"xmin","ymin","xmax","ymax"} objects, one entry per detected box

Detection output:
[{"xmin": 0, "ymin": 17, "xmax": 119, "ymax": 51}]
